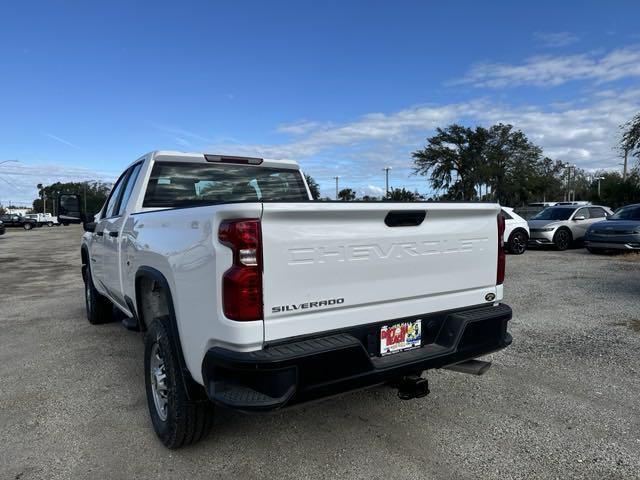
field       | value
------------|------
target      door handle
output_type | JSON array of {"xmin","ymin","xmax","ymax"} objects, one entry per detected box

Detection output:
[
  {"xmin": 109, "ymin": 231, "xmax": 119, "ymax": 237},
  {"xmin": 95, "ymin": 231, "xmax": 104, "ymax": 237}
]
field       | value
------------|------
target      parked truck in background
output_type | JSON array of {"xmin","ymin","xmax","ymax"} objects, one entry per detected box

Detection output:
[
  {"xmin": 25, "ymin": 213, "xmax": 60, "ymax": 227},
  {"xmin": 59, "ymin": 151, "xmax": 513, "ymax": 449},
  {"xmin": 0, "ymin": 214, "xmax": 38, "ymax": 230}
]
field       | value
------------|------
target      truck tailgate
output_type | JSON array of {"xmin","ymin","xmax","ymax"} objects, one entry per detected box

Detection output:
[{"xmin": 261, "ymin": 202, "xmax": 501, "ymax": 341}]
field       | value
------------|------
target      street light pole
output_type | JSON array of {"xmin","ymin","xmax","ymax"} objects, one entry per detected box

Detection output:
[
  {"xmin": 382, "ymin": 167, "xmax": 392, "ymax": 196},
  {"xmin": 333, "ymin": 176, "xmax": 339, "ymax": 200},
  {"xmin": 596, "ymin": 176, "xmax": 604, "ymax": 198}
]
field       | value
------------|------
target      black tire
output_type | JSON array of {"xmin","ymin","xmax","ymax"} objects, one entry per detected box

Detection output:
[
  {"xmin": 47, "ymin": 222, "xmax": 54, "ymax": 227},
  {"xmin": 508, "ymin": 230, "xmax": 528, "ymax": 255},
  {"xmin": 83, "ymin": 264, "xmax": 113, "ymax": 324},
  {"xmin": 23, "ymin": 223, "xmax": 33, "ymax": 231},
  {"xmin": 553, "ymin": 228, "xmax": 572, "ymax": 251},
  {"xmin": 144, "ymin": 317, "xmax": 214, "ymax": 449}
]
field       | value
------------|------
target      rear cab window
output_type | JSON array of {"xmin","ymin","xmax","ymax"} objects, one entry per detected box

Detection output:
[{"xmin": 143, "ymin": 162, "xmax": 309, "ymax": 208}]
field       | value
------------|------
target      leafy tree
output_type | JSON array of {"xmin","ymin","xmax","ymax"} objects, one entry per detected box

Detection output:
[
  {"xmin": 413, "ymin": 122, "xmax": 574, "ymax": 206},
  {"xmin": 412, "ymin": 124, "xmax": 484, "ymax": 201},
  {"xmin": 337, "ymin": 188, "xmax": 356, "ymax": 201},
  {"xmin": 386, "ymin": 187, "xmax": 418, "ymax": 201},
  {"xmin": 32, "ymin": 181, "xmax": 111, "ymax": 216},
  {"xmin": 620, "ymin": 113, "xmax": 640, "ymax": 179},
  {"xmin": 484, "ymin": 124, "xmax": 544, "ymax": 204},
  {"xmin": 304, "ymin": 174, "xmax": 320, "ymax": 200},
  {"xmin": 585, "ymin": 170, "xmax": 640, "ymax": 208},
  {"xmin": 622, "ymin": 113, "xmax": 640, "ymax": 160}
]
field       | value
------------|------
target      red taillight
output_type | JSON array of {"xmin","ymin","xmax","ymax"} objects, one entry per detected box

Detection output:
[
  {"xmin": 218, "ymin": 219, "xmax": 263, "ymax": 321},
  {"xmin": 497, "ymin": 213, "xmax": 506, "ymax": 285}
]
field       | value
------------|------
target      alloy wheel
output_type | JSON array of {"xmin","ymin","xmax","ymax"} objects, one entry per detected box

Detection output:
[
  {"xmin": 149, "ymin": 343, "xmax": 169, "ymax": 422},
  {"xmin": 556, "ymin": 230, "xmax": 570, "ymax": 250},
  {"xmin": 511, "ymin": 232, "xmax": 527, "ymax": 254}
]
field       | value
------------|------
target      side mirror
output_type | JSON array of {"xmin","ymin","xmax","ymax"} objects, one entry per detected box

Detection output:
[
  {"xmin": 573, "ymin": 215, "xmax": 586, "ymax": 221},
  {"xmin": 83, "ymin": 221, "xmax": 96, "ymax": 233},
  {"xmin": 57, "ymin": 194, "xmax": 84, "ymax": 224}
]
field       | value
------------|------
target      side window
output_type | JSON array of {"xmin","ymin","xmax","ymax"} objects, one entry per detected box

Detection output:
[
  {"xmin": 588, "ymin": 207, "xmax": 606, "ymax": 218},
  {"xmin": 116, "ymin": 163, "xmax": 143, "ymax": 215},
  {"xmin": 575, "ymin": 208, "xmax": 590, "ymax": 219},
  {"xmin": 104, "ymin": 172, "xmax": 129, "ymax": 218},
  {"xmin": 501, "ymin": 209, "xmax": 513, "ymax": 220}
]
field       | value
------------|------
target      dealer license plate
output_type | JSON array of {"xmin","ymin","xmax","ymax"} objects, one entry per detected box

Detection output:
[{"xmin": 380, "ymin": 319, "xmax": 422, "ymax": 356}]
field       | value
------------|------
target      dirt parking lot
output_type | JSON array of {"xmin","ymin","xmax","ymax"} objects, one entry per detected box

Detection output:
[{"xmin": 1, "ymin": 225, "xmax": 639, "ymax": 480}]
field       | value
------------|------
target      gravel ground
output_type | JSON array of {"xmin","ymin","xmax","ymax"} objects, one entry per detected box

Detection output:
[{"xmin": 1, "ymin": 226, "xmax": 639, "ymax": 480}]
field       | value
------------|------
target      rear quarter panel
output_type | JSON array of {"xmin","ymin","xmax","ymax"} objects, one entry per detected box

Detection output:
[{"xmin": 124, "ymin": 203, "xmax": 264, "ymax": 384}]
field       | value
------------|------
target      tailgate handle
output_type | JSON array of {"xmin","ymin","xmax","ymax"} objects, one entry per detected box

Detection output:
[{"xmin": 384, "ymin": 210, "xmax": 426, "ymax": 227}]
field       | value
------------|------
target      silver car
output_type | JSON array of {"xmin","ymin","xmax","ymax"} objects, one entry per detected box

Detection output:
[{"xmin": 528, "ymin": 205, "xmax": 613, "ymax": 250}]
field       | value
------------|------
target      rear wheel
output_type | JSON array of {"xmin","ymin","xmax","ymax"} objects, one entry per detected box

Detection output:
[
  {"xmin": 84, "ymin": 264, "xmax": 113, "ymax": 324},
  {"xmin": 553, "ymin": 229, "xmax": 572, "ymax": 251},
  {"xmin": 144, "ymin": 317, "xmax": 214, "ymax": 449},
  {"xmin": 508, "ymin": 231, "xmax": 528, "ymax": 255}
]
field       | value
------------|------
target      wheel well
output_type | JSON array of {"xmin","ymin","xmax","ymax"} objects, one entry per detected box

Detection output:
[
  {"xmin": 508, "ymin": 228, "xmax": 529, "ymax": 241},
  {"xmin": 555, "ymin": 226, "xmax": 573, "ymax": 239},
  {"xmin": 134, "ymin": 267, "xmax": 204, "ymax": 400},
  {"xmin": 80, "ymin": 247, "xmax": 89, "ymax": 282},
  {"xmin": 136, "ymin": 275, "xmax": 171, "ymax": 332}
]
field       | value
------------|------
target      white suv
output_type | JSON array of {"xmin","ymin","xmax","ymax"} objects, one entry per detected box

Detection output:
[{"xmin": 501, "ymin": 207, "xmax": 529, "ymax": 255}]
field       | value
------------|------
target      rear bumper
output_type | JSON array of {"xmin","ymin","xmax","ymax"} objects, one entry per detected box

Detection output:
[{"xmin": 202, "ymin": 303, "xmax": 512, "ymax": 411}]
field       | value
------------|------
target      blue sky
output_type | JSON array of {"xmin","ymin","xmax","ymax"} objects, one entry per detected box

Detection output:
[{"xmin": 1, "ymin": 0, "xmax": 640, "ymax": 204}]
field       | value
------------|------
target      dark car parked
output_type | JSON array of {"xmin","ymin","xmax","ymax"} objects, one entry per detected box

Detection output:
[
  {"xmin": 585, "ymin": 203, "xmax": 640, "ymax": 253},
  {"xmin": 0, "ymin": 220, "xmax": 5, "ymax": 235},
  {"xmin": 0, "ymin": 214, "xmax": 37, "ymax": 230}
]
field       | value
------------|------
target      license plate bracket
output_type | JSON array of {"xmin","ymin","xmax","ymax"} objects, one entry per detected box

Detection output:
[{"xmin": 380, "ymin": 319, "xmax": 422, "ymax": 356}]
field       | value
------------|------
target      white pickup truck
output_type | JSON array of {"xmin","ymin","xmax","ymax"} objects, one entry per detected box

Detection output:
[{"xmin": 59, "ymin": 151, "xmax": 512, "ymax": 449}]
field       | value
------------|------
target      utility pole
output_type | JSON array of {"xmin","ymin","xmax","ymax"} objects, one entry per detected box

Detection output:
[
  {"xmin": 382, "ymin": 167, "xmax": 392, "ymax": 196},
  {"xmin": 333, "ymin": 176, "xmax": 339, "ymax": 200}
]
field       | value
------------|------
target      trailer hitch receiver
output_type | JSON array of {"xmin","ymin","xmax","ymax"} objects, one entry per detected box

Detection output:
[{"xmin": 396, "ymin": 375, "xmax": 430, "ymax": 400}]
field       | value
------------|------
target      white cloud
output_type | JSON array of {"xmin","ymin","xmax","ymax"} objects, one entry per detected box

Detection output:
[
  {"xmin": 359, "ymin": 185, "xmax": 385, "ymax": 198},
  {"xmin": 453, "ymin": 46, "xmax": 640, "ymax": 88},
  {"xmin": 0, "ymin": 162, "xmax": 116, "ymax": 206},
  {"xmin": 206, "ymin": 87, "xmax": 640, "ymax": 198},
  {"xmin": 534, "ymin": 31, "xmax": 580, "ymax": 48},
  {"xmin": 208, "ymin": 100, "xmax": 488, "ymax": 161}
]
